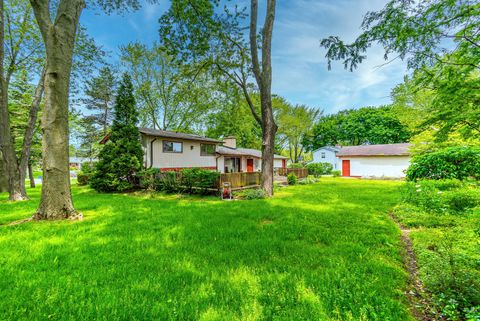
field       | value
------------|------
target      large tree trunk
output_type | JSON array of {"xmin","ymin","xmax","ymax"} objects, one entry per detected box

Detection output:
[
  {"xmin": 260, "ymin": 100, "xmax": 277, "ymax": 195},
  {"xmin": 250, "ymin": 0, "xmax": 277, "ymax": 196},
  {"xmin": 28, "ymin": 162, "xmax": 35, "ymax": 188},
  {"xmin": 30, "ymin": 0, "xmax": 84, "ymax": 219},
  {"xmin": 0, "ymin": 0, "xmax": 28, "ymax": 201},
  {"xmin": 0, "ymin": 157, "xmax": 7, "ymax": 192}
]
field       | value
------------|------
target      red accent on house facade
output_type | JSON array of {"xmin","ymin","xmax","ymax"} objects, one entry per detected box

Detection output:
[
  {"xmin": 281, "ymin": 159, "xmax": 286, "ymax": 168},
  {"xmin": 246, "ymin": 159, "xmax": 254, "ymax": 172},
  {"xmin": 342, "ymin": 160, "xmax": 350, "ymax": 177}
]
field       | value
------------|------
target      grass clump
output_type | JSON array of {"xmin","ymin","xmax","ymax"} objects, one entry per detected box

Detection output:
[
  {"xmin": 332, "ymin": 170, "xmax": 341, "ymax": 177},
  {"xmin": 298, "ymin": 175, "xmax": 320, "ymax": 185},
  {"xmin": 394, "ymin": 179, "xmax": 480, "ymax": 320},
  {"xmin": 233, "ymin": 188, "xmax": 266, "ymax": 200}
]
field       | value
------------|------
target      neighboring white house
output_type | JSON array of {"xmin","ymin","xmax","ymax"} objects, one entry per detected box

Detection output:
[
  {"xmin": 337, "ymin": 143, "xmax": 411, "ymax": 178},
  {"xmin": 69, "ymin": 157, "xmax": 98, "ymax": 169},
  {"xmin": 137, "ymin": 128, "xmax": 287, "ymax": 173},
  {"xmin": 311, "ymin": 146, "xmax": 341, "ymax": 170}
]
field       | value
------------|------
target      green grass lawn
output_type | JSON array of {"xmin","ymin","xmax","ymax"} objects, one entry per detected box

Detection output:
[
  {"xmin": 0, "ymin": 178, "xmax": 413, "ymax": 321},
  {"xmin": 393, "ymin": 185, "xmax": 480, "ymax": 319}
]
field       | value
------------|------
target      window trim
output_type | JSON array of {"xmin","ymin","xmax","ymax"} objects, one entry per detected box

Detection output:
[
  {"xmin": 162, "ymin": 140, "xmax": 183, "ymax": 153},
  {"xmin": 200, "ymin": 143, "xmax": 216, "ymax": 156}
]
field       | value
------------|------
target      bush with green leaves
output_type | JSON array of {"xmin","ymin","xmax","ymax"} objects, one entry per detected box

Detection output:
[
  {"xmin": 80, "ymin": 162, "xmax": 96, "ymax": 174},
  {"xmin": 288, "ymin": 163, "xmax": 304, "ymax": 169},
  {"xmin": 332, "ymin": 170, "xmax": 341, "ymax": 177},
  {"xmin": 76, "ymin": 172, "xmax": 90, "ymax": 186},
  {"xmin": 90, "ymin": 73, "xmax": 143, "ymax": 192},
  {"xmin": 396, "ymin": 179, "xmax": 480, "ymax": 319},
  {"xmin": 298, "ymin": 175, "xmax": 319, "ymax": 185},
  {"xmin": 287, "ymin": 172, "xmax": 298, "ymax": 185},
  {"xmin": 234, "ymin": 188, "xmax": 266, "ymax": 200},
  {"xmin": 403, "ymin": 180, "xmax": 480, "ymax": 215},
  {"xmin": 420, "ymin": 231, "xmax": 480, "ymax": 321},
  {"xmin": 406, "ymin": 146, "xmax": 480, "ymax": 181},
  {"xmin": 306, "ymin": 162, "xmax": 333, "ymax": 176},
  {"xmin": 443, "ymin": 189, "xmax": 480, "ymax": 213},
  {"xmin": 156, "ymin": 171, "xmax": 180, "ymax": 193},
  {"xmin": 181, "ymin": 168, "xmax": 219, "ymax": 194},
  {"xmin": 138, "ymin": 168, "xmax": 161, "ymax": 191},
  {"xmin": 76, "ymin": 162, "xmax": 96, "ymax": 186}
]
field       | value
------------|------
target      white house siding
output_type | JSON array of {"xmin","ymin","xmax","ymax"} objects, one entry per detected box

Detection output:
[
  {"xmin": 273, "ymin": 159, "xmax": 284, "ymax": 168},
  {"xmin": 312, "ymin": 148, "xmax": 339, "ymax": 169},
  {"xmin": 342, "ymin": 156, "xmax": 411, "ymax": 178},
  {"xmin": 217, "ymin": 156, "xmax": 225, "ymax": 173},
  {"xmin": 143, "ymin": 136, "xmax": 217, "ymax": 170},
  {"xmin": 217, "ymin": 156, "xmax": 285, "ymax": 173}
]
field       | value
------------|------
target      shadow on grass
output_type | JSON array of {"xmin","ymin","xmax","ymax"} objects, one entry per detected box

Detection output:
[{"xmin": 0, "ymin": 180, "xmax": 413, "ymax": 320}]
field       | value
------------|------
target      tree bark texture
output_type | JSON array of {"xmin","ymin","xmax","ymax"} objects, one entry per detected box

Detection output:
[
  {"xmin": 250, "ymin": 0, "xmax": 277, "ymax": 196},
  {"xmin": 30, "ymin": 0, "xmax": 85, "ymax": 219},
  {"xmin": 0, "ymin": 0, "xmax": 28, "ymax": 200},
  {"xmin": 28, "ymin": 162, "xmax": 35, "ymax": 188},
  {"xmin": 0, "ymin": 157, "xmax": 7, "ymax": 192}
]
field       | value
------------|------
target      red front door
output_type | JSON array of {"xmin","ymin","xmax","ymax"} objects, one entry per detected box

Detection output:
[
  {"xmin": 247, "ymin": 159, "xmax": 254, "ymax": 172},
  {"xmin": 342, "ymin": 160, "xmax": 350, "ymax": 177},
  {"xmin": 282, "ymin": 159, "xmax": 286, "ymax": 168}
]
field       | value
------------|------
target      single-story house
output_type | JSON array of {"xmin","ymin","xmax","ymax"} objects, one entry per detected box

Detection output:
[
  {"xmin": 311, "ymin": 146, "xmax": 341, "ymax": 170},
  {"xmin": 337, "ymin": 143, "xmax": 411, "ymax": 178},
  {"xmin": 138, "ymin": 128, "xmax": 287, "ymax": 173},
  {"xmin": 69, "ymin": 157, "xmax": 98, "ymax": 169}
]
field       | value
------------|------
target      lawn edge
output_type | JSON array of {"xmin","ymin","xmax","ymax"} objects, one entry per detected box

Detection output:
[{"xmin": 389, "ymin": 212, "xmax": 437, "ymax": 321}]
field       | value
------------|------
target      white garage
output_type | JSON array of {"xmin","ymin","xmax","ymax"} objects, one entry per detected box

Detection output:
[{"xmin": 337, "ymin": 143, "xmax": 411, "ymax": 178}]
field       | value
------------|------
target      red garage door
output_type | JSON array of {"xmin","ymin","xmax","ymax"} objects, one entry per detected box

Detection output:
[{"xmin": 342, "ymin": 160, "xmax": 350, "ymax": 177}]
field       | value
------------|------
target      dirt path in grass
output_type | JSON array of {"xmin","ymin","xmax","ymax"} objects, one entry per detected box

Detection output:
[{"xmin": 389, "ymin": 212, "xmax": 437, "ymax": 321}]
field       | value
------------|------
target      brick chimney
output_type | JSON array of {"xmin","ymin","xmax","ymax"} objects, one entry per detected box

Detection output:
[{"xmin": 223, "ymin": 136, "xmax": 237, "ymax": 149}]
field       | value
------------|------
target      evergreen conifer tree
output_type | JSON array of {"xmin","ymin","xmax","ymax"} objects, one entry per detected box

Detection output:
[{"xmin": 90, "ymin": 73, "xmax": 143, "ymax": 192}]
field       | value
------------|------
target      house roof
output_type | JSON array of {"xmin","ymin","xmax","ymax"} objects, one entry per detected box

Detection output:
[
  {"xmin": 216, "ymin": 146, "xmax": 287, "ymax": 159},
  {"xmin": 138, "ymin": 128, "xmax": 223, "ymax": 143},
  {"xmin": 312, "ymin": 146, "xmax": 341, "ymax": 153},
  {"xmin": 336, "ymin": 143, "xmax": 412, "ymax": 157}
]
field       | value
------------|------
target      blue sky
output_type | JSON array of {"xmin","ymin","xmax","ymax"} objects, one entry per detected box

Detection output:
[{"xmin": 81, "ymin": 0, "xmax": 408, "ymax": 115}]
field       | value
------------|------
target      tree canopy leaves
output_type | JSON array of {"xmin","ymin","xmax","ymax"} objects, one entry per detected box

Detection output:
[{"xmin": 303, "ymin": 106, "xmax": 411, "ymax": 151}]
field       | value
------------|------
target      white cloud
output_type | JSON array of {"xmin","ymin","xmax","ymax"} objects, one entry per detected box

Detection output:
[{"xmin": 270, "ymin": 0, "xmax": 408, "ymax": 113}]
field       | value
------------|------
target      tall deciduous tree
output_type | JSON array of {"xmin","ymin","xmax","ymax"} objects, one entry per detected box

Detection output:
[
  {"xmin": 82, "ymin": 66, "xmax": 116, "ymax": 135},
  {"xmin": 160, "ymin": 0, "xmax": 278, "ymax": 196},
  {"xmin": 303, "ymin": 106, "xmax": 411, "ymax": 151},
  {"xmin": 29, "ymin": 0, "xmax": 144, "ymax": 219},
  {"xmin": 90, "ymin": 73, "xmax": 143, "ymax": 192},
  {"xmin": 29, "ymin": 0, "xmax": 84, "ymax": 219},
  {"xmin": 276, "ymin": 102, "xmax": 321, "ymax": 163},
  {"xmin": 249, "ymin": 0, "xmax": 278, "ymax": 196},
  {"xmin": 0, "ymin": 0, "xmax": 44, "ymax": 200},
  {"xmin": 205, "ymin": 88, "xmax": 263, "ymax": 150},
  {"xmin": 120, "ymin": 42, "xmax": 213, "ymax": 131}
]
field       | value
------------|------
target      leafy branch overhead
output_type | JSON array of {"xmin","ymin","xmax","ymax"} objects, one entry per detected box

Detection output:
[
  {"xmin": 321, "ymin": 0, "xmax": 480, "ymax": 142},
  {"xmin": 321, "ymin": 0, "xmax": 480, "ymax": 71}
]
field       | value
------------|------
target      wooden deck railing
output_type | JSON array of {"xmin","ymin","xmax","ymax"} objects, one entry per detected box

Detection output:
[
  {"xmin": 219, "ymin": 172, "xmax": 261, "ymax": 189},
  {"xmin": 276, "ymin": 168, "xmax": 308, "ymax": 179}
]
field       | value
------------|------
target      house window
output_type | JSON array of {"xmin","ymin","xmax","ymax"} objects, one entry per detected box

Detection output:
[
  {"xmin": 321, "ymin": 152, "xmax": 326, "ymax": 158},
  {"xmin": 163, "ymin": 141, "xmax": 183, "ymax": 153},
  {"xmin": 225, "ymin": 157, "xmax": 241, "ymax": 173},
  {"xmin": 200, "ymin": 144, "xmax": 215, "ymax": 156}
]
